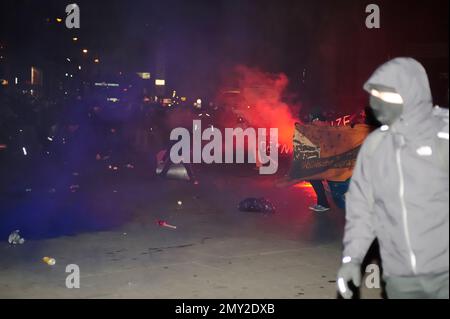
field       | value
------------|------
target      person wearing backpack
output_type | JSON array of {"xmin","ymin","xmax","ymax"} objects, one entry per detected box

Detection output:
[{"xmin": 337, "ymin": 57, "xmax": 449, "ymax": 299}]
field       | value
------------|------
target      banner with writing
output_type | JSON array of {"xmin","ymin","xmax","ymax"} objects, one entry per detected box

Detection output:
[{"xmin": 288, "ymin": 123, "xmax": 372, "ymax": 182}]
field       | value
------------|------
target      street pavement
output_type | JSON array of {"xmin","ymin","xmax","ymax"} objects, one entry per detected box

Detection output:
[{"xmin": 0, "ymin": 165, "xmax": 382, "ymax": 298}]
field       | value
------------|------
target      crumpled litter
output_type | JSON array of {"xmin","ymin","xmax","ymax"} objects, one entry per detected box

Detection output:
[
  {"xmin": 42, "ymin": 257, "xmax": 56, "ymax": 265},
  {"xmin": 8, "ymin": 230, "xmax": 25, "ymax": 245}
]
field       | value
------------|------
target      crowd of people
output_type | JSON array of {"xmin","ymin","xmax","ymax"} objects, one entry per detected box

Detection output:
[{"xmin": 0, "ymin": 92, "xmax": 167, "ymax": 192}]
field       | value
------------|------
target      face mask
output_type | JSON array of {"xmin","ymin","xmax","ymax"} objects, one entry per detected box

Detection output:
[{"xmin": 369, "ymin": 95, "xmax": 404, "ymax": 125}]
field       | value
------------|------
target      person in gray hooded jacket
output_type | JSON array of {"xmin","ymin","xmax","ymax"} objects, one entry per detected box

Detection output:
[{"xmin": 337, "ymin": 57, "xmax": 449, "ymax": 299}]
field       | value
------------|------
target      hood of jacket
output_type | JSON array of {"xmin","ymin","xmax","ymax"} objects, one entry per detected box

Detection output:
[{"xmin": 363, "ymin": 57, "xmax": 435, "ymax": 140}]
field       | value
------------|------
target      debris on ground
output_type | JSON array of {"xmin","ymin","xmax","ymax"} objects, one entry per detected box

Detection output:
[
  {"xmin": 69, "ymin": 184, "xmax": 80, "ymax": 192},
  {"xmin": 238, "ymin": 197, "xmax": 276, "ymax": 214},
  {"xmin": 8, "ymin": 230, "xmax": 25, "ymax": 245},
  {"xmin": 42, "ymin": 257, "xmax": 56, "ymax": 266},
  {"xmin": 156, "ymin": 220, "xmax": 177, "ymax": 229}
]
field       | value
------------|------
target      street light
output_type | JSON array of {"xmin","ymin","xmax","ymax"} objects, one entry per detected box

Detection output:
[
  {"xmin": 72, "ymin": 37, "xmax": 78, "ymax": 42},
  {"xmin": 195, "ymin": 98, "xmax": 202, "ymax": 109},
  {"xmin": 94, "ymin": 58, "xmax": 100, "ymax": 63},
  {"xmin": 82, "ymin": 49, "xmax": 88, "ymax": 54}
]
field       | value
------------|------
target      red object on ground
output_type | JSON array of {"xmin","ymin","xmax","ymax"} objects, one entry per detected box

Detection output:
[{"xmin": 156, "ymin": 220, "xmax": 177, "ymax": 229}]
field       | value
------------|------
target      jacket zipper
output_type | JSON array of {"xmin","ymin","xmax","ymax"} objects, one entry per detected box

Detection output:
[{"xmin": 396, "ymin": 146, "xmax": 417, "ymax": 274}]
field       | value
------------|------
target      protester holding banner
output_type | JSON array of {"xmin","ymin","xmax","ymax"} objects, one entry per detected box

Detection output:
[
  {"xmin": 307, "ymin": 112, "xmax": 331, "ymax": 212},
  {"xmin": 288, "ymin": 111, "xmax": 372, "ymax": 212},
  {"xmin": 308, "ymin": 180, "xmax": 330, "ymax": 212}
]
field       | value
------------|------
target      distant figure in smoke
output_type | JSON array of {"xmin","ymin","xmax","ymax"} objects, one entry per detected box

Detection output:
[{"xmin": 337, "ymin": 58, "xmax": 449, "ymax": 299}]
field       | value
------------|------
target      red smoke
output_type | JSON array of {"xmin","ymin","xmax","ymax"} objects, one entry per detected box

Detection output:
[{"xmin": 216, "ymin": 65, "xmax": 300, "ymax": 149}]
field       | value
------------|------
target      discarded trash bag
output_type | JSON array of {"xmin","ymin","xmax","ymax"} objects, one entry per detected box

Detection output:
[
  {"xmin": 156, "ymin": 149, "xmax": 194, "ymax": 181},
  {"xmin": 156, "ymin": 161, "xmax": 193, "ymax": 181},
  {"xmin": 8, "ymin": 230, "xmax": 25, "ymax": 245},
  {"xmin": 238, "ymin": 198, "xmax": 275, "ymax": 214},
  {"xmin": 165, "ymin": 163, "xmax": 190, "ymax": 181}
]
